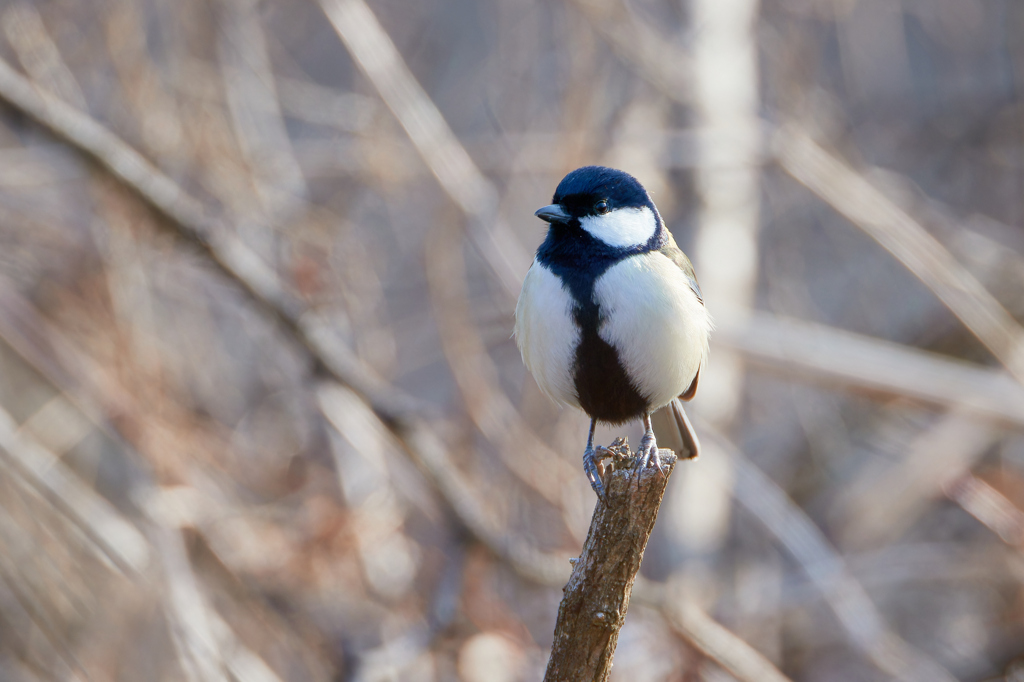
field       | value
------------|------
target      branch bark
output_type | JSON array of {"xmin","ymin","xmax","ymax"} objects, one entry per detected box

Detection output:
[{"xmin": 544, "ymin": 442, "xmax": 676, "ymax": 682}]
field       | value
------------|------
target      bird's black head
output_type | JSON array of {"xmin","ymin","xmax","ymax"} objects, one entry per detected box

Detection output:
[
  {"xmin": 535, "ymin": 166, "xmax": 664, "ymax": 251},
  {"xmin": 553, "ymin": 166, "xmax": 653, "ymax": 215}
]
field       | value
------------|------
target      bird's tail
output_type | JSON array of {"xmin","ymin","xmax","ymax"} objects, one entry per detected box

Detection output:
[{"xmin": 650, "ymin": 398, "xmax": 700, "ymax": 460}]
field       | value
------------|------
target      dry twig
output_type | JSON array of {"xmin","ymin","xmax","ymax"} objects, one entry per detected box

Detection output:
[
  {"xmin": 0, "ymin": 402, "xmax": 149, "ymax": 576},
  {"xmin": 544, "ymin": 443, "xmax": 675, "ymax": 682},
  {"xmin": 709, "ymin": 430, "xmax": 958, "ymax": 682},
  {"xmin": 716, "ymin": 311, "xmax": 1024, "ymax": 426},
  {"xmin": 837, "ymin": 410, "xmax": 1002, "ymax": 548},
  {"xmin": 774, "ymin": 126, "xmax": 1024, "ymax": 387},
  {"xmin": 317, "ymin": 0, "xmax": 531, "ymax": 296}
]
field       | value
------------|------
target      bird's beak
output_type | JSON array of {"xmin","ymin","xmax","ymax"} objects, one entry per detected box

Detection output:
[{"xmin": 535, "ymin": 204, "xmax": 570, "ymax": 224}]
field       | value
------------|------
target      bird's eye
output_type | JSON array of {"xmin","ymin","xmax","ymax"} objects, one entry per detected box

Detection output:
[{"xmin": 595, "ymin": 200, "xmax": 609, "ymax": 215}]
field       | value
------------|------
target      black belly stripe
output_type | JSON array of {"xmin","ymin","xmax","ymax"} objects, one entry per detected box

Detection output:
[{"xmin": 571, "ymin": 298, "xmax": 649, "ymax": 424}]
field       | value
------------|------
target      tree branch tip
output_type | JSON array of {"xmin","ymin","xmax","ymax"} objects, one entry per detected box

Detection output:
[{"xmin": 594, "ymin": 440, "xmax": 679, "ymax": 505}]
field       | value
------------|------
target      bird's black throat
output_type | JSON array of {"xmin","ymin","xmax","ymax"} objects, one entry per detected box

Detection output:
[{"xmin": 535, "ymin": 223, "xmax": 660, "ymax": 424}]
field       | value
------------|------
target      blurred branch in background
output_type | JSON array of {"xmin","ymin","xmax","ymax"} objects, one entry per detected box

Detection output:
[
  {"xmin": 216, "ymin": 0, "xmax": 308, "ymax": 225},
  {"xmin": 717, "ymin": 312, "xmax": 1024, "ymax": 426},
  {"xmin": 0, "ymin": 0, "xmax": 1022, "ymax": 680},
  {"xmin": 319, "ymin": 0, "xmax": 531, "ymax": 298},
  {"xmin": 709, "ymin": 429, "xmax": 956, "ymax": 682},
  {"xmin": 775, "ymin": 126, "xmax": 1024, "ymax": 388}
]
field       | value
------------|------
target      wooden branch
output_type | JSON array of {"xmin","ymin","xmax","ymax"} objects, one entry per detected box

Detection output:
[{"xmin": 544, "ymin": 441, "xmax": 676, "ymax": 682}]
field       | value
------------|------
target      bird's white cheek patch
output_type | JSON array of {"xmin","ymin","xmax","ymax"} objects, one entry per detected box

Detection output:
[
  {"xmin": 593, "ymin": 252, "xmax": 711, "ymax": 410},
  {"xmin": 514, "ymin": 262, "xmax": 581, "ymax": 408},
  {"xmin": 579, "ymin": 206, "xmax": 657, "ymax": 248}
]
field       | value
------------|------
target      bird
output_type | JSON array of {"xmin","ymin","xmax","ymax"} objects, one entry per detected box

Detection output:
[{"xmin": 514, "ymin": 166, "xmax": 711, "ymax": 498}]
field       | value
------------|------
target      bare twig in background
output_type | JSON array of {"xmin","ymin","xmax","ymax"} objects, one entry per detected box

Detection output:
[
  {"xmin": 156, "ymin": 525, "xmax": 233, "ymax": 682},
  {"xmin": 273, "ymin": 76, "xmax": 377, "ymax": 132},
  {"xmin": 717, "ymin": 311, "xmax": 1024, "ymax": 426},
  {"xmin": 709, "ymin": 431, "xmax": 958, "ymax": 682},
  {"xmin": 775, "ymin": 125, "xmax": 1024, "ymax": 387},
  {"xmin": 316, "ymin": 380, "xmax": 569, "ymax": 587},
  {"xmin": 642, "ymin": 583, "xmax": 793, "ymax": 682},
  {"xmin": 318, "ymin": 0, "xmax": 531, "ymax": 297},
  {"xmin": 837, "ymin": 410, "xmax": 1002, "ymax": 549},
  {"xmin": 569, "ymin": 0, "xmax": 691, "ymax": 102},
  {"xmin": 318, "ymin": 0, "xmax": 492, "ymax": 217},
  {"xmin": 2, "ymin": 2, "xmax": 86, "ymax": 108},
  {"xmin": 0, "ymin": 52, "xmax": 405, "ymax": 434},
  {"xmin": 0, "ymin": 280, "xmax": 324, "ymax": 682},
  {"xmin": 544, "ymin": 447, "xmax": 676, "ymax": 682},
  {"xmin": 0, "ymin": 54, "xmax": 309, "ymax": 328},
  {"xmin": 0, "ymin": 403, "xmax": 149, "ymax": 575},
  {"xmin": 154, "ymin": 524, "xmax": 286, "ymax": 682},
  {"xmin": 102, "ymin": 1, "xmax": 187, "ymax": 165},
  {"xmin": 216, "ymin": 0, "xmax": 308, "ymax": 223},
  {"xmin": 0, "ymin": 536, "xmax": 90, "ymax": 681},
  {"xmin": 944, "ymin": 474, "xmax": 1024, "ymax": 547}
]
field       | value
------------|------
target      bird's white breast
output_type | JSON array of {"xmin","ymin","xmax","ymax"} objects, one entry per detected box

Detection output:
[
  {"xmin": 593, "ymin": 251, "xmax": 711, "ymax": 410},
  {"xmin": 514, "ymin": 261, "xmax": 581, "ymax": 408}
]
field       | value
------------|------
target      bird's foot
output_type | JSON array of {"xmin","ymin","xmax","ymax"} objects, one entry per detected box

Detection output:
[
  {"xmin": 583, "ymin": 444, "xmax": 606, "ymax": 500},
  {"xmin": 590, "ymin": 438, "xmax": 637, "ymax": 499},
  {"xmin": 637, "ymin": 430, "xmax": 667, "ymax": 479}
]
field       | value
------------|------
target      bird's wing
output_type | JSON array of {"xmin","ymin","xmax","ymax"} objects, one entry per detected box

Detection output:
[
  {"xmin": 658, "ymin": 238, "xmax": 704, "ymax": 305},
  {"xmin": 658, "ymin": 235, "xmax": 706, "ymax": 402}
]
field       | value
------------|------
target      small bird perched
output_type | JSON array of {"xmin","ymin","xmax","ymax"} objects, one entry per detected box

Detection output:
[{"xmin": 514, "ymin": 166, "xmax": 711, "ymax": 498}]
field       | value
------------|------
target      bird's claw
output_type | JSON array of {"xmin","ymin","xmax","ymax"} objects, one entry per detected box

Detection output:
[
  {"xmin": 587, "ymin": 433, "xmax": 666, "ymax": 498},
  {"xmin": 636, "ymin": 431, "xmax": 667, "ymax": 479},
  {"xmin": 583, "ymin": 445, "xmax": 606, "ymax": 500}
]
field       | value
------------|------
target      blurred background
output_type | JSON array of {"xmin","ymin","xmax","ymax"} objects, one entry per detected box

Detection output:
[{"xmin": 0, "ymin": 0, "xmax": 1022, "ymax": 680}]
